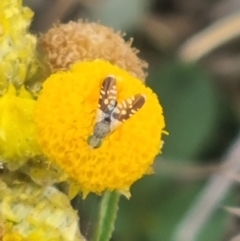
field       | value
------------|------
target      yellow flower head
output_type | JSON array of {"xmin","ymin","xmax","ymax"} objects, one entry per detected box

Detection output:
[
  {"xmin": 40, "ymin": 21, "xmax": 147, "ymax": 81},
  {"xmin": 0, "ymin": 85, "xmax": 41, "ymax": 170},
  {"xmin": 0, "ymin": 179, "xmax": 85, "ymax": 241},
  {"xmin": 0, "ymin": 0, "xmax": 37, "ymax": 92},
  {"xmin": 35, "ymin": 60, "xmax": 165, "ymax": 197}
]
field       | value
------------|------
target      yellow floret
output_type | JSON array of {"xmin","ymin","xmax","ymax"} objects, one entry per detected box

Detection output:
[
  {"xmin": 3, "ymin": 233, "xmax": 23, "ymax": 241},
  {"xmin": 0, "ymin": 180, "xmax": 85, "ymax": 241},
  {"xmin": 35, "ymin": 60, "xmax": 165, "ymax": 197},
  {"xmin": 0, "ymin": 0, "xmax": 37, "ymax": 92},
  {"xmin": 0, "ymin": 85, "xmax": 41, "ymax": 169}
]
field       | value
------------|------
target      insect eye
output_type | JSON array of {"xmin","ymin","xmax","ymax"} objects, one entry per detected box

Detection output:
[
  {"xmin": 87, "ymin": 135, "xmax": 102, "ymax": 149},
  {"xmin": 94, "ymin": 140, "xmax": 102, "ymax": 149},
  {"xmin": 87, "ymin": 135, "xmax": 93, "ymax": 145}
]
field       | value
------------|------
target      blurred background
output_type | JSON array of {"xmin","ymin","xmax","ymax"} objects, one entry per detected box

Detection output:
[{"xmin": 23, "ymin": 0, "xmax": 240, "ymax": 240}]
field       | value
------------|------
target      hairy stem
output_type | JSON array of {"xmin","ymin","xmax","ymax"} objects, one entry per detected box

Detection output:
[
  {"xmin": 179, "ymin": 11, "xmax": 240, "ymax": 62},
  {"xmin": 93, "ymin": 191, "xmax": 120, "ymax": 241}
]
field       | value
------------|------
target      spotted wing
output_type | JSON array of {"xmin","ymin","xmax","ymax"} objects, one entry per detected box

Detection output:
[
  {"xmin": 110, "ymin": 94, "xmax": 146, "ymax": 131},
  {"xmin": 96, "ymin": 75, "xmax": 117, "ymax": 122}
]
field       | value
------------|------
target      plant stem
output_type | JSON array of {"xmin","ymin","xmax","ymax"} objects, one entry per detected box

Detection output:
[
  {"xmin": 179, "ymin": 11, "xmax": 240, "ymax": 62},
  {"xmin": 92, "ymin": 191, "xmax": 120, "ymax": 241}
]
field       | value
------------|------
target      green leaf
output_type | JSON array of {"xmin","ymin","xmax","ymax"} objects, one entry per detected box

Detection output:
[
  {"xmin": 116, "ymin": 175, "xmax": 236, "ymax": 241},
  {"xmin": 90, "ymin": 0, "xmax": 153, "ymax": 31},
  {"xmin": 148, "ymin": 61, "xmax": 219, "ymax": 160}
]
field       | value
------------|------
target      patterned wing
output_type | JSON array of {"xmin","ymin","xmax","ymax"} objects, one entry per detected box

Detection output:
[
  {"xmin": 110, "ymin": 94, "xmax": 146, "ymax": 131},
  {"xmin": 96, "ymin": 75, "xmax": 117, "ymax": 122}
]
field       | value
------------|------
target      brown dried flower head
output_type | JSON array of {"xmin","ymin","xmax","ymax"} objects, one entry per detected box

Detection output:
[{"xmin": 39, "ymin": 20, "xmax": 148, "ymax": 81}]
